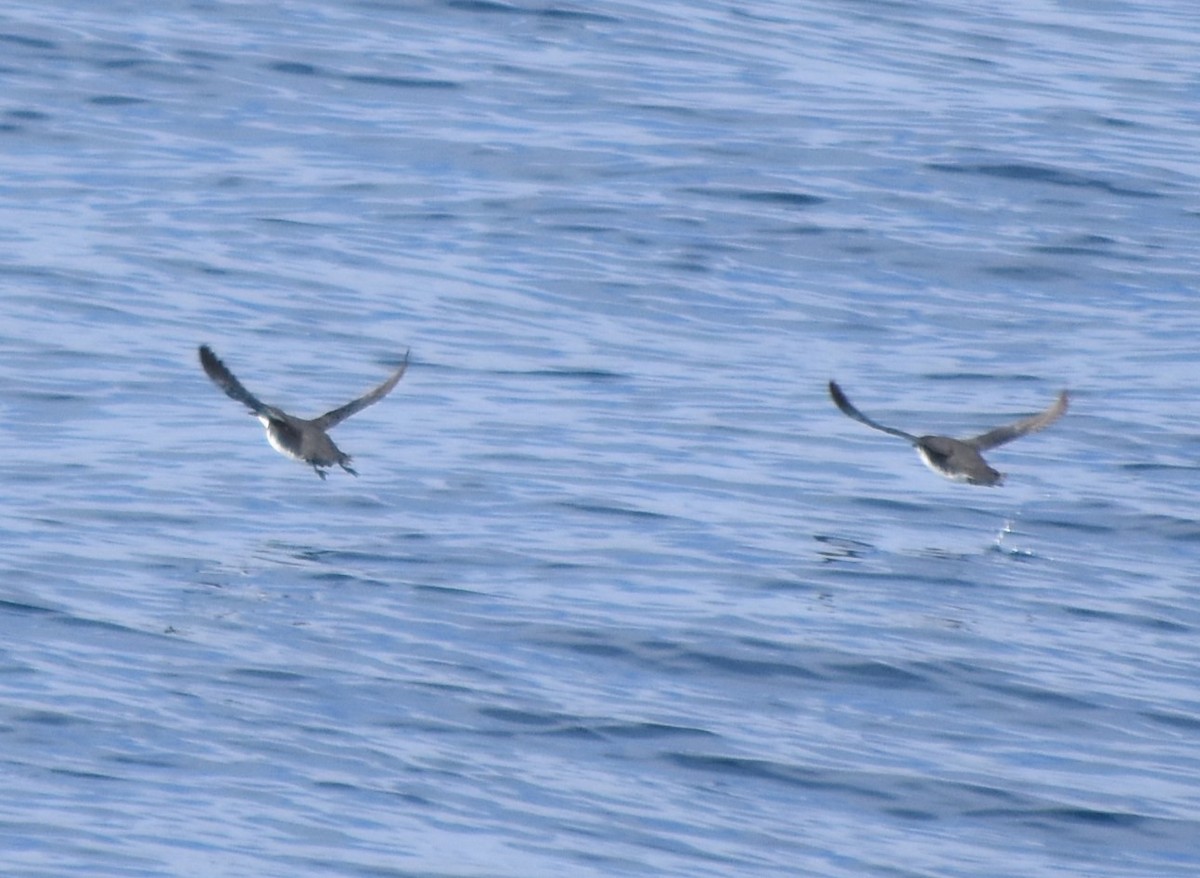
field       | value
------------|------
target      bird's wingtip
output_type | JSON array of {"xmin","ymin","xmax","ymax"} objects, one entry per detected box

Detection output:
[{"xmin": 828, "ymin": 380, "xmax": 848, "ymax": 405}]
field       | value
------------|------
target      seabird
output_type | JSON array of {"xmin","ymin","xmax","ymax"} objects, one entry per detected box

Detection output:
[
  {"xmin": 199, "ymin": 344, "xmax": 408, "ymax": 479},
  {"xmin": 828, "ymin": 381, "xmax": 1068, "ymax": 486}
]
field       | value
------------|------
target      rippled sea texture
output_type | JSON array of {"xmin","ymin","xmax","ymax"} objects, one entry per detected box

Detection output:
[{"xmin": 2, "ymin": 1, "xmax": 1199, "ymax": 876}]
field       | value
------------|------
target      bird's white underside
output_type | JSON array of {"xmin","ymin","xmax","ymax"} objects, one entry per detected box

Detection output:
[
  {"xmin": 259, "ymin": 416, "xmax": 303, "ymax": 461},
  {"xmin": 915, "ymin": 446, "xmax": 970, "ymax": 482}
]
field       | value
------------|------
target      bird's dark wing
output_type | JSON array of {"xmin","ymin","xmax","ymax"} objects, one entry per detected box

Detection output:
[
  {"xmin": 199, "ymin": 345, "xmax": 270, "ymax": 415},
  {"xmin": 313, "ymin": 350, "xmax": 409, "ymax": 430},
  {"xmin": 828, "ymin": 381, "xmax": 919, "ymax": 442},
  {"xmin": 967, "ymin": 390, "xmax": 1069, "ymax": 450}
]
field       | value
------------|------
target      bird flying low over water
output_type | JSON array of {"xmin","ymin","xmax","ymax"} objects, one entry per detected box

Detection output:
[
  {"xmin": 828, "ymin": 381, "xmax": 1068, "ymax": 486},
  {"xmin": 199, "ymin": 344, "xmax": 409, "ymax": 479}
]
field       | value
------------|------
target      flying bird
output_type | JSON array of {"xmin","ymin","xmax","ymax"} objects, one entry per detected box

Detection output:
[
  {"xmin": 828, "ymin": 381, "xmax": 1068, "ymax": 486},
  {"xmin": 199, "ymin": 344, "xmax": 408, "ymax": 479}
]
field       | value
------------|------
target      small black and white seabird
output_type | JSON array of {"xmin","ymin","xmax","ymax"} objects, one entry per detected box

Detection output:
[
  {"xmin": 828, "ymin": 381, "xmax": 1068, "ymax": 486},
  {"xmin": 199, "ymin": 344, "xmax": 408, "ymax": 480}
]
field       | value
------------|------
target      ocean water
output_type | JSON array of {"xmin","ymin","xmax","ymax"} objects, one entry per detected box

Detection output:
[{"xmin": 2, "ymin": 1, "xmax": 1199, "ymax": 876}]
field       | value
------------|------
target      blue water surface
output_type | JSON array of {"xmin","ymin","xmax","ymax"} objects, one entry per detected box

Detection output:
[{"xmin": 2, "ymin": 1, "xmax": 1199, "ymax": 876}]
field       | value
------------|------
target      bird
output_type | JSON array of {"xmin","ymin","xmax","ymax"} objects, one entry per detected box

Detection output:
[
  {"xmin": 199, "ymin": 344, "xmax": 408, "ymax": 479},
  {"xmin": 828, "ymin": 381, "xmax": 1068, "ymax": 486}
]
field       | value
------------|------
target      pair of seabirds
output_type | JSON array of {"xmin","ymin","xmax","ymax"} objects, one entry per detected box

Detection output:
[{"xmin": 198, "ymin": 345, "xmax": 1068, "ymax": 486}]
